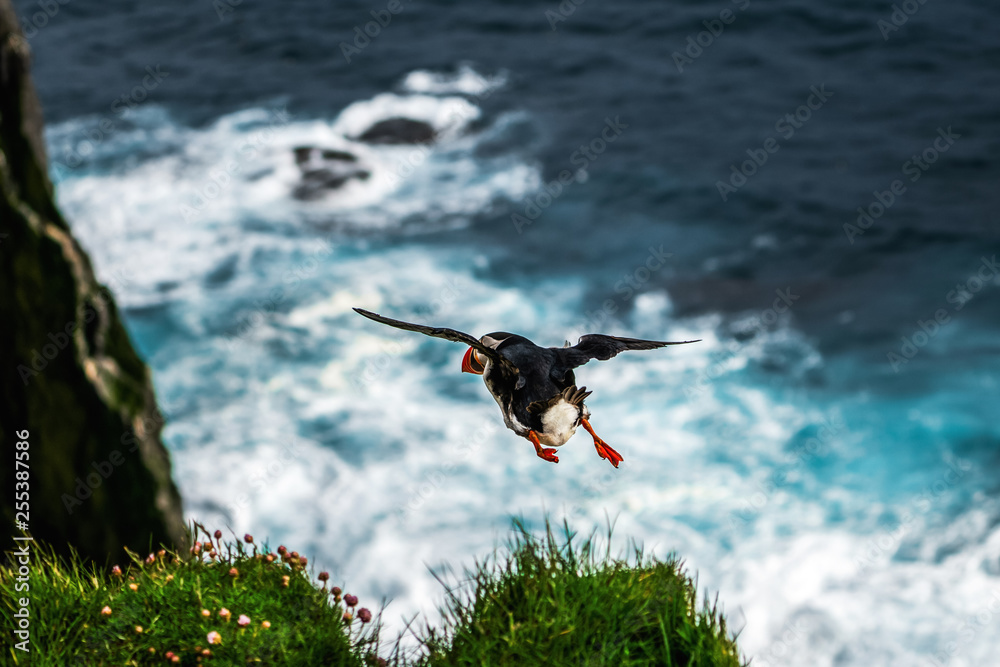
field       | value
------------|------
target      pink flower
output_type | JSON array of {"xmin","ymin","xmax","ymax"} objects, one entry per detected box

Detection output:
[
  {"xmin": 261, "ymin": 620, "xmax": 271, "ymax": 629},
  {"xmin": 111, "ymin": 565, "xmax": 122, "ymax": 577},
  {"xmin": 207, "ymin": 631, "xmax": 221, "ymax": 645},
  {"xmin": 214, "ymin": 529, "xmax": 223, "ymax": 539},
  {"xmin": 237, "ymin": 614, "xmax": 250, "ymax": 627},
  {"xmin": 244, "ymin": 534, "xmax": 254, "ymax": 543},
  {"xmin": 219, "ymin": 608, "xmax": 231, "ymax": 621},
  {"xmin": 344, "ymin": 594, "xmax": 358, "ymax": 607},
  {"xmin": 100, "ymin": 606, "xmax": 112, "ymax": 616},
  {"xmin": 358, "ymin": 608, "xmax": 372, "ymax": 624},
  {"xmin": 201, "ymin": 609, "xmax": 211, "ymax": 617}
]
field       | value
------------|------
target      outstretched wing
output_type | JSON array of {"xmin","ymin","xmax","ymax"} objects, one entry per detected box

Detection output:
[
  {"xmin": 353, "ymin": 308, "xmax": 520, "ymax": 376},
  {"xmin": 560, "ymin": 334, "xmax": 701, "ymax": 369}
]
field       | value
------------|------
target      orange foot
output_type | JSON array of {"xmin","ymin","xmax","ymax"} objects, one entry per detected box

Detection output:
[
  {"xmin": 528, "ymin": 430, "xmax": 559, "ymax": 464},
  {"xmin": 581, "ymin": 418, "xmax": 623, "ymax": 468}
]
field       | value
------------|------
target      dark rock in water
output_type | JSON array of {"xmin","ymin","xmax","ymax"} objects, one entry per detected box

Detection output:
[
  {"xmin": 291, "ymin": 146, "xmax": 370, "ymax": 199},
  {"xmin": 356, "ymin": 117, "xmax": 436, "ymax": 145},
  {"xmin": 293, "ymin": 168, "xmax": 371, "ymax": 201},
  {"xmin": 293, "ymin": 146, "xmax": 358, "ymax": 165},
  {"xmin": 0, "ymin": 0, "xmax": 187, "ymax": 562}
]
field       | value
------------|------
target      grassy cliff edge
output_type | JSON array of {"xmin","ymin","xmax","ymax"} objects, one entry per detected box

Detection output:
[{"xmin": 2, "ymin": 522, "xmax": 744, "ymax": 666}]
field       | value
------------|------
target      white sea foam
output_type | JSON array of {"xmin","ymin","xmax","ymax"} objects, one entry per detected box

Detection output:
[{"xmin": 49, "ymin": 67, "xmax": 1000, "ymax": 667}]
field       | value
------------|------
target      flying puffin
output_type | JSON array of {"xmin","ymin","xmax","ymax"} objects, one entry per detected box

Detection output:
[{"xmin": 353, "ymin": 308, "xmax": 700, "ymax": 467}]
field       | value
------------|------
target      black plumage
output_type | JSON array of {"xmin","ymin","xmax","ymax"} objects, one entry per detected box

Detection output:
[{"xmin": 353, "ymin": 308, "xmax": 700, "ymax": 467}]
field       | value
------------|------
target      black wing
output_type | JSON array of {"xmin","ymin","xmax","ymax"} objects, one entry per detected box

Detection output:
[
  {"xmin": 353, "ymin": 308, "xmax": 520, "ymax": 376},
  {"xmin": 560, "ymin": 334, "xmax": 701, "ymax": 369}
]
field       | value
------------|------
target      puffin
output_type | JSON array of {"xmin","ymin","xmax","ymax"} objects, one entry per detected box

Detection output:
[{"xmin": 353, "ymin": 308, "xmax": 700, "ymax": 467}]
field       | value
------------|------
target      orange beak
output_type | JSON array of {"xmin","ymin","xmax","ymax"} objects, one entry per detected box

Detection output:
[{"xmin": 461, "ymin": 347, "xmax": 484, "ymax": 374}]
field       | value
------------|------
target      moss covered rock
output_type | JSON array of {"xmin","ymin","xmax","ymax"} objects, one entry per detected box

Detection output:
[{"xmin": 0, "ymin": 0, "xmax": 186, "ymax": 562}]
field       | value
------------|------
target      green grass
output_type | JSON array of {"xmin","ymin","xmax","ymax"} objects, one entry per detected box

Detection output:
[
  {"xmin": 416, "ymin": 520, "xmax": 744, "ymax": 667},
  {"xmin": 1, "ymin": 523, "xmax": 378, "ymax": 666},
  {"xmin": 2, "ymin": 521, "xmax": 745, "ymax": 667}
]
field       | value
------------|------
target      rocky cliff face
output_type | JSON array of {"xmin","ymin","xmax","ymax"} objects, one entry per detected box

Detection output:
[{"xmin": 0, "ymin": 0, "xmax": 186, "ymax": 561}]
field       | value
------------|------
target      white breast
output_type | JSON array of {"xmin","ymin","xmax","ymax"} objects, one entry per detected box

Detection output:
[{"xmin": 538, "ymin": 399, "xmax": 582, "ymax": 447}]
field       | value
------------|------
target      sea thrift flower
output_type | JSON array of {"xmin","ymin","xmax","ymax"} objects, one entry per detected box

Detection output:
[
  {"xmin": 135, "ymin": 626, "xmax": 143, "ymax": 633},
  {"xmin": 219, "ymin": 608, "xmax": 231, "ymax": 621},
  {"xmin": 261, "ymin": 621, "xmax": 271, "ymax": 629},
  {"xmin": 203, "ymin": 649, "xmax": 212, "ymax": 656},
  {"xmin": 209, "ymin": 549, "xmax": 218, "ymax": 559},
  {"xmin": 111, "ymin": 565, "xmax": 122, "ymax": 577},
  {"xmin": 238, "ymin": 614, "xmax": 250, "ymax": 627},
  {"xmin": 158, "ymin": 549, "xmax": 166, "ymax": 558},
  {"xmin": 343, "ymin": 612, "xmax": 353, "ymax": 622},
  {"xmin": 229, "ymin": 567, "xmax": 239, "ymax": 577},
  {"xmin": 214, "ymin": 529, "xmax": 223, "ymax": 539},
  {"xmin": 277, "ymin": 545, "xmax": 287, "ymax": 556},
  {"xmin": 172, "ymin": 655, "xmax": 180, "ymax": 663},
  {"xmin": 358, "ymin": 608, "xmax": 372, "ymax": 624},
  {"xmin": 344, "ymin": 594, "xmax": 358, "ymax": 607},
  {"xmin": 207, "ymin": 631, "xmax": 221, "ymax": 644},
  {"xmin": 202, "ymin": 609, "xmax": 211, "ymax": 617},
  {"xmin": 281, "ymin": 575, "xmax": 290, "ymax": 587},
  {"xmin": 129, "ymin": 583, "xmax": 139, "ymax": 591},
  {"xmin": 244, "ymin": 534, "xmax": 253, "ymax": 543},
  {"xmin": 318, "ymin": 572, "xmax": 329, "ymax": 582},
  {"xmin": 101, "ymin": 606, "xmax": 112, "ymax": 616},
  {"xmin": 331, "ymin": 586, "xmax": 342, "ymax": 596},
  {"xmin": 165, "ymin": 574, "xmax": 174, "ymax": 582},
  {"xmin": 300, "ymin": 556, "xmax": 308, "ymax": 566},
  {"xmin": 266, "ymin": 554, "xmax": 276, "ymax": 563},
  {"xmin": 165, "ymin": 651, "xmax": 175, "ymax": 659},
  {"xmin": 145, "ymin": 553, "xmax": 155, "ymax": 565}
]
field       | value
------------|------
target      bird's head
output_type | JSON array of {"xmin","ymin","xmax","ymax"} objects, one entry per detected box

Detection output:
[{"xmin": 461, "ymin": 347, "xmax": 485, "ymax": 375}]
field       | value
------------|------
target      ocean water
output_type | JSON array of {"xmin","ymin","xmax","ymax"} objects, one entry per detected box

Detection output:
[{"xmin": 18, "ymin": 0, "xmax": 1000, "ymax": 663}]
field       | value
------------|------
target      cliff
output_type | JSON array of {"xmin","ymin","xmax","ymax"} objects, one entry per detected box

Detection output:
[{"xmin": 0, "ymin": 0, "xmax": 186, "ymax": 561}]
